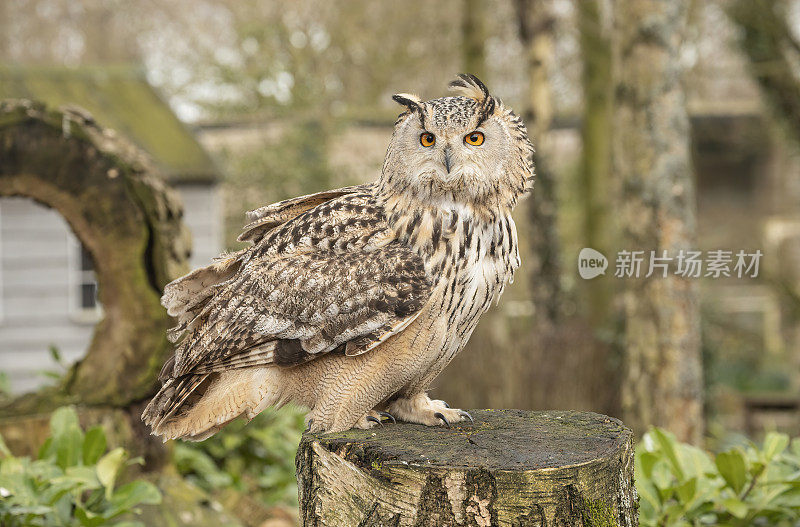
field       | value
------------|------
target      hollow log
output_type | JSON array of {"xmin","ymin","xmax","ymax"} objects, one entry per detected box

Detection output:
[
  {"xmin": 297, "ymin": 409, "xmax": 637, "ymax": 526},
  {"xmin": 0, "ymin": 99, "xmax": 191, "ymax": 465}
]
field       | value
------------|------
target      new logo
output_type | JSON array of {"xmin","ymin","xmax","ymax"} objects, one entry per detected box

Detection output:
[{"xmin": 578, "ymin": 248, "xmax": 608, "ymax": 279}]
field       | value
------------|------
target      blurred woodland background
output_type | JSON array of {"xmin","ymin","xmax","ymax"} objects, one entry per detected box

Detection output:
[{"xmin": 1, "ymin": 0, "xmax": 800, "ymax": 524}]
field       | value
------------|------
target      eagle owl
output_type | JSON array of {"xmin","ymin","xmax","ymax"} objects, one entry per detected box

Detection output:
[{"xmin": 143, "ymin": 74, "xmax": 533, "ymax": 439}]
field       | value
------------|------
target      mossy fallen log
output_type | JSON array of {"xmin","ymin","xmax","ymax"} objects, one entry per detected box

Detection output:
[{"xmin": 296, "ymin": 409, "xmax": 637, "ymax": 526}]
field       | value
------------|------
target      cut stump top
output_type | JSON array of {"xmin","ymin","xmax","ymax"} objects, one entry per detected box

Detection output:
[
  {"xmin": 298, "ymin": 410, "xmax": 637, "ymax": 526},
  {"xmin": 303, "ymin": 409, "xmax": 630, "ymax": 472}
]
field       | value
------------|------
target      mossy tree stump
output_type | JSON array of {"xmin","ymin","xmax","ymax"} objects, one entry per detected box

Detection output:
[
  {"xmin": 297, "ymin": 410, "xmax": 637, "ymax": 526},
  {"xmin": 0, "ymin": 99, "xmax": 191, "ymax": 464}
]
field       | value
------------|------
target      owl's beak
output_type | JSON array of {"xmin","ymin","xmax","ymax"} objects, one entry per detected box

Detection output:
[{"xmin": 443, "ymin": 145, "xmax": 453, "ymax": 174}]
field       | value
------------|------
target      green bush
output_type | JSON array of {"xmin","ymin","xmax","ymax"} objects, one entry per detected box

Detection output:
[
  {"xmin": 0, "ymin": 407, "xmax": 161, "ymax": 527},
  {"xmin": 174, "ymin": 405, "xmax": 305, "ymax": 507},
  {"xmin": 636, "ymin": 427, "xmax": 800, "ymax": 526}
]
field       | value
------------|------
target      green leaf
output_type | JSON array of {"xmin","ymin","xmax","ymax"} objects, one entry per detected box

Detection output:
[
  {"xmin": 82, "ymin": 427, "xmax": 107, "ymax": 466},
  {"xmin": 638, "ymin": 451, "xmax": 660, "ymax": 480},
  {"xmin": 6, "ymin": 504, "xmax": 54, "ymax": 516},
  {"xmin": 48, "ymin": 407, "xmax": 85, "ymax": 470},
  {"xmin": 0, "ymin": 433, "xmax": 11, "ymax": 458},
  {"xmin": 96, "ymin": 448, "xmax": 127, "ymax": 499},
  {"xmin": 762, "ymin": 432, "xmax": 790, "ymax": 461},
  {"xmin": 109, "ymin": 480, "xmax": 162, "ymax": 513},
  {"xmin": 55, "ymin": 426, "xmax": 84, "ymax": 470},
  {"xmin": 62, "ymin": 466, "xmax": 101, "ymax": 488},
  {"xmin": 721, "ymin": 497, "xmax": 748, "ymax": 519},
  {"xmin": 748, "ymin": 459, "xmax": 765, "ymax": 479},
  {"xmin": 676, "ymin": 477, "xmax": 697, "ymax": 504},
  {"xmin": 0, "ymin": 371, "xmax": 10, "ymax": 396},
  {"xmin": 678, "ymin": 443, "xmax": 715, "ymax": 478},
  {"xmin": 790, "ymin": 438, "xmax": 800, "ymax": 457},
  {"xmin": 716, "ymin": 449, "xmax": 748, "ymax": 495},
  {"xmin": 49, "ymin": 345, "xmax": 63, "ymax": 365},
  {"xmin": 772, "ymin": 485, "xmax": 800, "ymax": 508},
  {"xmin": 126, "ymin": 456, "xmax": 145, "ymax": 467},
  {"xmin": 38, "ymin": 437, "xmax": 54, "ymax": 460},
  {"xmin": 49, "ymin": 406, "xmax": 80, "ymax": 437},
  {"xmin": 652, "ymin": 428, "xmax": 685, "ymax": 481},
  {"xmin": 74, "ymin": 505, "xmax": 106, "ymax": 527},
  {"xmin": 636, "ymin": 484, "xmax": 661, "ymax": 521}
]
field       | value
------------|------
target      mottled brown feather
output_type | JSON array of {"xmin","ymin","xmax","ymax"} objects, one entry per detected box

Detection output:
[
  {"xmin": 146, "ymin": 191, "xmax": 433, "ymax": 426},
  {"xmin": 238, "ymin": 184, "xmax": 370, "ymax": 242}
]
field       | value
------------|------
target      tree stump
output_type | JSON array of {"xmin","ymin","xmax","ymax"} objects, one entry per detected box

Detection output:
[{"xmin": 296, "ymin": 410, "xmax": 637, "ymax": 527}]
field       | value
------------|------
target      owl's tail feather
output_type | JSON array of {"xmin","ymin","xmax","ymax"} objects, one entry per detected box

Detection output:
[
  {"xmin": 160, "ymin": 253, "xmax": 244, "ymax": 344},
  {"xmin": 142, "ymin": 367, "xmax": 284, "ymax": 441}
]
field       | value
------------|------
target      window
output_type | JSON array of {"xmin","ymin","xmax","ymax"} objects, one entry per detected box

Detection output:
[
  {"xmin": 68, "ymin": 238, "xmax": 102, "ymax": 322},
  {"xmin": 77, "ymin": 245, "xmax": 98, "ymax": 310}
]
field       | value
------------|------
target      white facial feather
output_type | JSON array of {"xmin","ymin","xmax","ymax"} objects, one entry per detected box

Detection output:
[{"xmin": 381, "ymin": 94, "xmax": 532, "ymax": 212}]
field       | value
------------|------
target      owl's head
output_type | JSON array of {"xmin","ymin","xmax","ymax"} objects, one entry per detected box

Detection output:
[{"xmin": 381, "ymin": 74, "xmax": 533, "ymax": 211}]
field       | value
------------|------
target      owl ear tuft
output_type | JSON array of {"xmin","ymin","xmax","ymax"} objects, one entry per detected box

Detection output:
[
  {"xmin": 449, "ymin": 74, "xmax": 489, "ymax": 101},
  {"xmin": 449, "ymin": 73, "xmax": 496, "ymax": 120},
  {"xmin": 392, "ymin": 93, "xmax": 423, "ymax": 113}
]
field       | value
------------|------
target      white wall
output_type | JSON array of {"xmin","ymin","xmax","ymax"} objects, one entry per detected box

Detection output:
[
  {"xmin": 0, "ymin": 198, "xmax": 94, "ymax": 394},
  {"xmin": 0, "ymin": 184, "xmax": 222, "ymax": 394},
  {"xmin": 174, "ymin": 183, "xmax": 223, "ymax": 269}
]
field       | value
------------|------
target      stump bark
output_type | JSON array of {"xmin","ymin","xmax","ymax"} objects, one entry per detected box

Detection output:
[{"xmin": 297, "ymin": 409, "xmax": 637, "ymax": 526}]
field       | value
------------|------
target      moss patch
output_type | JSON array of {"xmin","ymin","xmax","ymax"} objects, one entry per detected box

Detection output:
[{"xmin": 582, "ymin": 497, "xmax": 620, "ymax": 527}]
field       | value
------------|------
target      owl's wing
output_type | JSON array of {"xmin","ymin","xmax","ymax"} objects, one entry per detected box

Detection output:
[
  {"xmin": 145, "ymin": 190, "xmax": 430, "ymax": 436},
  {"xmin": 161, "ymin": 184, "xmax": 372, "ymax": 333},
  {"xmin": 238, "ymin": 184, "xmax": 371, "ymax": 243},
  {"xmin": 168, "ymin": 240, "xmax": 431, "ymax": 378}
]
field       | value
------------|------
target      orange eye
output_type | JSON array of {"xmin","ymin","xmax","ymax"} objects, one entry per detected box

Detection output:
[
  {"xmin": 464, "ymin": 131, "xmax": 485, "ymax": 146},
  {"xmin": 420, "ymin": 132, "xmax": 436, "ymax": 147}
]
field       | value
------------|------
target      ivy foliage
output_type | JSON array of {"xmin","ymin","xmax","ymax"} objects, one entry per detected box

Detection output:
[
  {"xmin": 0, "ymin": 407, "xmax": 161, "ymax": 527},
  {"xmin": 637, "ymin": 427, "xmax": 800, "ymax": 526},
  {"xmin": 174, "ymin": 405, "xmax": 305, "ymax": 507}
]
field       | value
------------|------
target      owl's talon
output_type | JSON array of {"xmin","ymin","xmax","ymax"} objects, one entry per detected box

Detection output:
[
  {"xmin": 305, "ymin": 419, "xmax": 314, "ymax": 432},
  {"xmin": 378, "ymin": 411, "xmax": 396, "ymax": 424},
  {"xmin": 458, "ymin": 410, "xmax": 474, "ymax": 423},
  {"xmin": 366, "ymin": 415, "xmax": 383, "ymax": 426},
  {"xmin": 442, "ymin": 401, "xmax": 450, "ymax": 408},
  {"xmin": 434, "ymin": 412, "xmax": 451, "ymax": 428}
]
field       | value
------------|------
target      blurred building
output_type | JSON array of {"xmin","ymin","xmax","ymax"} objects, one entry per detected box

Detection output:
[{"xmin": 0, "ymin": 65, "xmax": 222, "ymax": 393}]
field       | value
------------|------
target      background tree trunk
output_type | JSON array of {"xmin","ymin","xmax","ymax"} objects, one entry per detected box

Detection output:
[
  {"xmin": 515, "ymin": 0, "xmax": 561, "ymax": 327},
  {"xmin": 613, "ymin": 0, "xmax": 703, "ymax": 443},
  {"xmin": 0, "ymin": 99, "xmax": 190, "ymax": 463},
  {"xmin": 462, "ymin": 0, "xmax": 487, "ymax": 80},
  {"xmin": 569, "ymin": 0, "xmax": 624, "ymax": 424},
  {"xmin": 578, "ymin": 0, "xmax": 615, "ymax": 328},
  {"xmin": 297, "ymin": 410, "xmax": 637, "ymax": 526},
  {"xmin": 728, "ymin": 0, "xmax": 800, "ymax": 149}
]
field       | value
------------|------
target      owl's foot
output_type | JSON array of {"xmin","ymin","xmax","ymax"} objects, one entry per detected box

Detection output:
[
  {"xmin": 353, "ymin": 410, "xmax": 393, "ymax": 429},
  {"xmin": 386, "ymin": 392, "xmax": 472, "ymax": 427},
  {"xmin": 434, "ymin": 410, "xmax": 473, "ymax": 428},
  {"xmin": 377, "ymin": 411, "xmax": 397, "ymax": 424}
]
